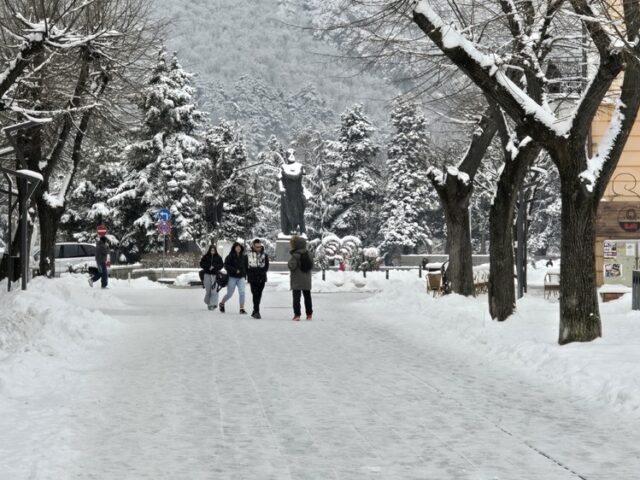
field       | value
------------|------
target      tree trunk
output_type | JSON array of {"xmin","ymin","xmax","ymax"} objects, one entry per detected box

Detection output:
[
  {"xmin": 489, "ymin": 196, "xmax": 516, "ymax": 320},
  {"xmin": 489, "ymin": 136, "xmax": 539, "ymax": 320},
  {"xmin": 443, "ymin": 199, "xmax": 475, "ymax": 296},
  {"xmin": 37, "ymin": 199, "xmax": 63, "ymax": 277},
  {"xmin": 558, "ymin": 172, "xmax": 601, "ymax": 345}
]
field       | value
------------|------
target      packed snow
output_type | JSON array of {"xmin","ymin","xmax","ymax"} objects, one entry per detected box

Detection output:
[{"xmin": 3, "ymin": 270, "xmax": 640, "ymax": 478}]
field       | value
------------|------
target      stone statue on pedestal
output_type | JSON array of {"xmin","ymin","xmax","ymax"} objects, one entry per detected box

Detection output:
[{"xmin": 279, "ymin": 149, "xmax": 306, "ymax": 235}]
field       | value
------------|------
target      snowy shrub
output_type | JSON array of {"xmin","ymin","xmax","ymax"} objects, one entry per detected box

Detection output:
[{"xmin": 141, "ymin": 252, "xmax": 200, "ymax": 268}]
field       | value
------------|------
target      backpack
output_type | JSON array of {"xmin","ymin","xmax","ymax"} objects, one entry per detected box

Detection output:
[
  {"xmin": 215, "ymin": 271, "xmax": 229, "ymax": 292},
  {"xmin": 300, "ymin": 251, "xmax": 313, "ymax": 272}
]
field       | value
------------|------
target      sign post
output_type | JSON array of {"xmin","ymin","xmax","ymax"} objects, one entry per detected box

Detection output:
[
  {"xmin": 158, "ymin": 208, "xmax": 171, "ymax": 222},
  {"xmin": 157, "ymin": 219, "xmax": 172, "ymax": 275}
]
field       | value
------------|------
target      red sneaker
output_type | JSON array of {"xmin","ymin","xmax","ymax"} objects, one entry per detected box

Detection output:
[
  {"xmin": 306, "ymin": 315, "xmax": 312, "ymax": 321},
  {"xmin": 292, "ymin": 316, "xmax": 301, "ymax": 321}
]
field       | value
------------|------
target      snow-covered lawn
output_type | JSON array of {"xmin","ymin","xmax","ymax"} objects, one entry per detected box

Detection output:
[{"xmin": 2, "ymin": 271, "xmax": 640, "ymax": 478}]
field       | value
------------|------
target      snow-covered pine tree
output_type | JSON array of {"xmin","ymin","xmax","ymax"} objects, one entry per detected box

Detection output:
[
  {"xmin": 325, "ymin": 104, "xmax": 381, "ymax": 244},
  {"xmin": 293, "ymin": 128, "xmax": 328, "ymax": 240},
  {"xmin": 379, "ymin": 103, "xmax": 435, "ymax": 258},
  {"xmin": 113, "ymin": 48, "xmax": 207, "ymax": 252},
  {"xmin": 62, "ymin": 143, "xmax": 125, "ymax": 241},
  {"xmin": 253, "ymin": 135, "xmax": 285, "ymax": 248},
  {"xmin": 200, "ymin": 121, "xmax": 257, "ymax": 242}
]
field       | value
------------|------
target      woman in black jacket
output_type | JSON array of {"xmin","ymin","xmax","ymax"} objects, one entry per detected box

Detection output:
[
  {"xmin": 245, "ymin": 238, "xmax": 269, "ymax": 319},
  {"xmin": 219, "ymin": 242, "xmax": 247, "ymax": 314},
  {"xmin": 200, "ymin": 245, "xmax": 224, "ymax": 311}
]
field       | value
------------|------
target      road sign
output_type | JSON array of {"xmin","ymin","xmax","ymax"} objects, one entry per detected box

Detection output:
[
  {"xmin": 157, "ymin": 220, "xmax": 172, "ymax": 236},
  {"xmin": 97, "ymin": 225, "xmax": 108, "ymax": 236},
  {"xmin": 158, "ymin": 208, "xmax": 171, "ymax": 222}
]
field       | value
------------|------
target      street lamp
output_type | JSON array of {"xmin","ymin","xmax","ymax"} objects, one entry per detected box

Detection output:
[{"xmin": 0, "ymin": 120, "xmax": 43, "ymax": 291}]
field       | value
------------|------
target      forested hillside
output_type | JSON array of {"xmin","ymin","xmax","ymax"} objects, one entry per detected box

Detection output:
[{"xmin": 152, "ymin": 0, "xmax": 394, "ymax": 152}]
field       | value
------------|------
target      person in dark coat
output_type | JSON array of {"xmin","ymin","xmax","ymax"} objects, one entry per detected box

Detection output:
[
  {"xmin": 89, "ymin": 236, "xmax": 110, "ymax": 288},
  {"xmin": 200, "ymin": 245, "xmax": 224, "ymax": 311},
  {"xmin": 245, "ymin": 238, "xmax": 269, "ymax": 319},
  {"xmin": 219, "ymin": 242, "xmax": 247, "ymax": 314},
  {"xmin": 288, "ymin": 235, "xmax": 313, "ymax": 321}
]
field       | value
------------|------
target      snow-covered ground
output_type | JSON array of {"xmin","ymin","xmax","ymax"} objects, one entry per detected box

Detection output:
[{"xmin": 2, "ymin": 271, "xmax": 640, "ymax": 478}]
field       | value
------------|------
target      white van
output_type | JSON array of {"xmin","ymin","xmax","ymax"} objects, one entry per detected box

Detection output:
[{"xmin": 33, "ymin": 242, "xmax": 109, "ymax": 274}]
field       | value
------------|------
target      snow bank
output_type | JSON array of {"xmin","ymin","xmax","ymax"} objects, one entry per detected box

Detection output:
[
  {"xmin": 273, "ymin": 270, "xmax": 422, "ymax": 293},
  {"xmin": 174, "ymin": 271, "xmax": 201, "ymax": 286},
  {"xmin": 349, "ymin": 270, "xmax": 640, "ymax": 416},
  {"xmin": 0, "ymin": 277, "xmax": 122, "ymax": 361}
]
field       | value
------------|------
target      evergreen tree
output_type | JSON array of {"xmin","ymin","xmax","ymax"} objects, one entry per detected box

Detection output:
[
  {"xmin": 325, "ymin": 104, "xmax": 381, "ymax": 244},
  {"xmin": 293, "ymin": 128, "xmax": 328, "ymax": 239},
  {"xmin": 200, "ymin": 121, "xmax": 257, "ymax": 242},
  {"xmin": 379, "ymin": 103, "xmax": 435, "ymax": 257},
  {"xmin": 253, "ymin": 135, "xmax": 285, "ymax": 248},
  {"xmin": 113, "ymin": 47, "xmax": 207, "ymax": 252}
]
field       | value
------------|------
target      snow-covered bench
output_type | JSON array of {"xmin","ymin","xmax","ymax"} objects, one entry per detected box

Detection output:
[
  {"xmin": 544, "ymin": 269, "xmax": 560, "ymax": 299},
  {"xmin": 599, "ymin": 284, "xmax": 631, "ymax": 303},
  {"xmin": 473, "ymin": 264, "xmax": 490, "ymax": 295}
]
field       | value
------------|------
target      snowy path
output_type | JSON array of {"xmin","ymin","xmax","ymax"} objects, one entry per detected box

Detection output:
[{"xmin": 3, "ymin": 283, "xmax": 640, "ymax": 479}]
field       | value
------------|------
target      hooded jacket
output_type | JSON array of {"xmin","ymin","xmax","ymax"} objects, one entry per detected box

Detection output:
[
  {"xmin": 245, "ymin": 244, "xmax": 269, "ymax": 284},
  {"xmin": 200, "ymin": 250, "xmax": 224, "ymax": 274},
  {"xmin": 224, "ymin": 242, "xmax": 247, "ymax": 278},
  {"xmin": 288, "ymin": 236, "xmax": 312, "ymax": 291}
]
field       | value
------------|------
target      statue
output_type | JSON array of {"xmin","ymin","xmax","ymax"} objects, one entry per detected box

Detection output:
[{"xmin": 279, "ymin": 149, "xmax": 306, "ymax": 235}]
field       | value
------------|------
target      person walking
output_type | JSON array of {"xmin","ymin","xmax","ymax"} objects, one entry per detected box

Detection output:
[
  {"xmin": 219, "ymin": 242, "xmax": 247, "ymax": 314},
  {"xmin": 200, "ymin": 245, "xmax": 224, "ymax": 311},
  {"xmin": 245, "ymin": 238, "xmax": 270, "ymax": 319},
  {"xmin": 288, "ymin": 235, "xmax": 313, "ymax": 321},
  {"xmin": 88, "ymin": 236, "xmax": 110, "ymax": 289}
]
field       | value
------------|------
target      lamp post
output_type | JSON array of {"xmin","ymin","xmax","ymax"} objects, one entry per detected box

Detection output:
[{"xmin": 0, "ymin": 120, "xmax": 43, "ymax": 291}]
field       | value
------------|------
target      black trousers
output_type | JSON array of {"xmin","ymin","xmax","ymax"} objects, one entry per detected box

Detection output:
[
  {"xmin": 292, "ymin": 290, "xmax": 313, "ymax": 316},
  {"xmin": 250, "ymin": 281, "xmax": 266, "ymax": 313}
]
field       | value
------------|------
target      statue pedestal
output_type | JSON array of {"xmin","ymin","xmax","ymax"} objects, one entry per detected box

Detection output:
[{"xmin": 275, "ymin": 237, "xmax": 291, "ymax": 262}]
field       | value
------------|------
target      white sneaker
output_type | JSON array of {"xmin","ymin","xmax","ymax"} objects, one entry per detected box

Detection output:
[{"xmin": 88, "ymin": 278, "xmax": 93, "ymax": 288}]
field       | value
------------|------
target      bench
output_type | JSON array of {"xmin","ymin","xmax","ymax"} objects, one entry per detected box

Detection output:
[
  {"xmin": 473, "ymin": 264, "xmax": 490, "ymax": 295},
  {"xmin": 544, "ymin": 270, "xmax": 560, "ymax": 299},
  {"xmin": 599, "ymin": 284, "xmax": 631, "ymax": 303},
  {"xmin": 424, "ymin": 264, "xmax": 489, "ymax": 297}
]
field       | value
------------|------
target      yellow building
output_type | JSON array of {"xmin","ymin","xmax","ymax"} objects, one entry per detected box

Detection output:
[{"xmin": 595, "ymin": 105, "xmax": 640, "ymax": 287}]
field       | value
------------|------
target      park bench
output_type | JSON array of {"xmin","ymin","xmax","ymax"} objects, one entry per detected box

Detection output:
[
  {"xmin": 598, "ymin": 284, "xmax": 631, "ymax": 303},
  {"xmin": 424, "ymin": 262, "xmax": 490, "ymax": 297},
  {"xmin": 473, "ymin": 264, "xmax": 490, "ymax": 295},
  {"xmin": 544, "ymin": 269, "xmax": 560, "ymax": 299}
]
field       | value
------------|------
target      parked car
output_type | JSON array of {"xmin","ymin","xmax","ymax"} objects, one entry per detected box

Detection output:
[{"xmin": 32, "ymin": 242, "xmax": 111, "ymax": 275}]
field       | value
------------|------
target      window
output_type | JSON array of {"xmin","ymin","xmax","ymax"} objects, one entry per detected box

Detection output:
[{"xmin": 61, "ymin": 244, "xmax": 79, "ymax": 258}]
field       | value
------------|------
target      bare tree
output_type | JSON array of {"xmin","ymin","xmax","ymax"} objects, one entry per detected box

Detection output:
[
  {"xmin": 0, "ymin": 0, "xmax": 162, "ymax": 278},
  {"xmin": 411, "ymin": 0, "xmax": 640, "ymax": 343}
]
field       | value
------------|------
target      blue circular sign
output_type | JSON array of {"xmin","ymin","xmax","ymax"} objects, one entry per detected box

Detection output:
[{"xmin": 158, "ymin": 208, "xmax": 171, "ymax": 222}]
